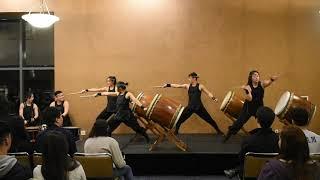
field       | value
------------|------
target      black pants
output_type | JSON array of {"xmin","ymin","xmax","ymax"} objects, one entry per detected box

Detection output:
[
  {"xmin": 107, "ymin": 112, "xmax": 147, "ymax": 137},
  {"xmin": 175, "ymin": 105, "xmax": 221, "ymax": 133},
  {"xmin": 96, "ymin": 107, "xmax": 114, "ymax": 121},
  {"xmin": 228, "ymin": 108, "xmax": 254, "ymax": 135}
]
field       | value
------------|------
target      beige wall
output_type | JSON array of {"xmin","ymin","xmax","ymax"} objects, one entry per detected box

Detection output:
[{"xmin": 1, "ymin": 0, "xmax": 320, "ymax": 135}]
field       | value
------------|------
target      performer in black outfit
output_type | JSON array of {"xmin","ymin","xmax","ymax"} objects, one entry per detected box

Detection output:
[
  {"xmin": 81, "ymin": 76, "xmax": 118, "ymax": 121},
  {"xmin": 19, "ymin": 92, "xmax": 39, "ymax": 126},
  {"xmin": 94, "ymin": 81, "xmax": 150, "ymax": 143},
  {"xmin": 223, "ymin": 70, "xmax": 278, "ymax": 142},
  {"xmin": 50, "ymin": 91, "xmax": 72, "ymax": 126},
  {"xmin": 160, "ymin": 72, "xmax": 223, "ymax": 135}
]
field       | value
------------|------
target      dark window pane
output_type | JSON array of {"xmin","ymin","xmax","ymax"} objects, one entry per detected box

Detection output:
[
  {"xmin": 0, "ymin": 71, "xmax": 20, "ymax": 114},
  {"xmin": 0, "ymin": 21, "xmax": 20, "ymax": 67},
  {"xmin": 24, "ymin": 23, "xmax": 54, "ymax": 67},
  {"xmin": 24, "ymin": 70, "xmax": 54, "ymax": 111}
]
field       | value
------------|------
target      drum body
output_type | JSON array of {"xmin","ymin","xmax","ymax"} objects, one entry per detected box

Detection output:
[
  {"xmin": 220, "ymin": 90, "xmax": 245, "ymax": 119},
  {"xmin": 63, "ymin": 126, "xmax": 81, "ymax": 141},
  {"xmin": 132, "ymin": 92, "xmax": 184, "ymax": 129},
  {"xmin": 26, "ymin": 126, "xmax": 41, "ymax": 142},
  {"xmin": 275, "ymin": 91, "xmax": 317, "ymax": 124}
]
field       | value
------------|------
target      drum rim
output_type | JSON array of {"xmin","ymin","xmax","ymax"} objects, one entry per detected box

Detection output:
[
  {"xmin": 146, "ymin": 94, "xmax": 161, "ymax": 119},
  {"xmin": 220, "ymin": 91, "xmax": 234, "ymax": 112},
  {"xmin": 310, "ymin": 104, "xmax": 317, "ymax": 122},
  {"xmin": 131, "ymin": 92, "xmax": 144, "ymax": 111},
  {"xmin": 169, "ymin": 104, "xmax": 183, "ymax": 129},
  {"xmin": 172, "ymin": 106, "xmax": 185, "ymax": 129},
  {"xmin": 275, "ymin": 91, "xmax": 291, "ymax": 117}
]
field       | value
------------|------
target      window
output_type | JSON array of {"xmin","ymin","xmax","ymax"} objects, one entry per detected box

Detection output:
[{"xmin": 0, "ymin": 13, "xmax": 54, "ymax": 115}]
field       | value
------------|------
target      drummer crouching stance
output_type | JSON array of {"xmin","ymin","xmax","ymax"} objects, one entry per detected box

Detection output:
[
  {"xmin": 159, "ymin": 72, "xmax": 223, "ymax": 135},
  {"xmin": 94, "ymin": 81, "xmax": 150, "ymax": 143},
  {"xmin": 223, "ymin": 70, "xmax": 278, "ymax": 142}
]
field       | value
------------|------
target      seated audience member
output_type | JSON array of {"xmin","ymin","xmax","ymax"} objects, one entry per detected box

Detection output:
[
  {"xmin": 258, "ymin": 125, "xmax": 320, "ymax": 180},
  {"xmin": 84, "ymin": 119, "xmax": 133, "ymax": 180},
  {"xmin": 35, "ymin": 107, "xmax": 76, "ymax": 155},
  {"xmin": 19, "ymin": 92, "xmax": 39, "ymax": 126},
  {"xmin": 0, "ymin": 121, "xmax": 32, "ymax": 180},
  {"xmin": 224, "ymin": 106, "xmax": 279, "ymax": 178},
  {"xmin": 33, "ymin": 131, "xmax": 86, "ymax": 180},
  {"xmin": 9, "ymin": 117, "xmax": 33, "ymax": 155},
  {"xmin": 290, "ymin": 108, "xmax": 320, "ymax": 154}
]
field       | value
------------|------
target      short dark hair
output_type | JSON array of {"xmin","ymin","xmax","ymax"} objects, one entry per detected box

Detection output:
[
  {"xmin": 256, "ymin": 106, "xmax": 275, "ymax": 128},
  {"xmin": 116, "ymin": 81, "xmax": 128, "ymax": 90},
  {"xmin": 88, "ymin": 119, "xmax": 109, "ymax": 138},
  {"xmin": 0, "ymin": 121, "xmax": 11, "ymax": 145},
  {"xmin": 24, "ymin": 92, "xmax": 34, "ymax": 101},
  {"xmin": 188, "ymin": 72, "xmax": 199, "ymax": 79},
  {"xmin": 54, "ymin": 91, "xmax": 63, "ymax": 96},
  {"xmin": 290, "ymin": 108, "xmax": 309, "ymax": 126},
  {"xmin": 43, "ymin": 107, "xmax": 61, "ymax": 126}
]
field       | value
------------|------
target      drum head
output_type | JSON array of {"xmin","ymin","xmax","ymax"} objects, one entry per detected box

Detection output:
[
  {"xmin": 220, "ymin": 91, "xmax": 233, "ymax": 110},
  {"xmin": 275, "ymin": 91, "xmax": 291, "ymax": 115}
]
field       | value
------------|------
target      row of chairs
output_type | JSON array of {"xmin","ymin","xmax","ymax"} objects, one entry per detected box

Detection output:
[
  {"xmin": 243, "ymin": 152, "xmax": 320, "ymax": 180},
  {"xmin": 8, "ymin": 152, "xmax": 114, "ymax": 180}
]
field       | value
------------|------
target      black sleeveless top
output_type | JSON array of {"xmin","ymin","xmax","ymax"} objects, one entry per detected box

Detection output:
[
  {"xmin": 116, "ymin": 91, "xmax": 131, "ymax": 112},
  {"xmin": 188, "ymin": 83, "xmax": 203, "ymax": 110},
  {"xmin": 106, "ymin": 86, "xmax": 117, "ymax": 112},
  {"xmin": 23, "ymin": 102, "xmax": 34, "ymax": 120},
  {"xmin": 55, "ymin": 101, "xmax": 65, "ymax": 114},
  {"xmin": 244, "ymin": 82, "xmax": 264, "ymax": 115}
]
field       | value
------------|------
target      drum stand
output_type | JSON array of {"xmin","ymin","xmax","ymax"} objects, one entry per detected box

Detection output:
[
  {"xmin": 137, "ymin": 117, "xmax": 187, "ymax": 152},
  {"xmin": 224, "ymin": 113, "xmax": 249, "ymax": 135}
]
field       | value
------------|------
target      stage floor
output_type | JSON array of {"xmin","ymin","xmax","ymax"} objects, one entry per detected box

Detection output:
[{"xmin": 78, "ymin": 134, "xmax": 246, "ymax": 175}]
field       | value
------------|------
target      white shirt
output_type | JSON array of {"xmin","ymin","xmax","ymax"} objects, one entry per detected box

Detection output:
[
  {"xmin": 33, "ymin": 165, "xmax": 86, "ymax": 180},
  {"xmin": 303, "ymin": 129, "xmax": 320, "ymax": 154}
]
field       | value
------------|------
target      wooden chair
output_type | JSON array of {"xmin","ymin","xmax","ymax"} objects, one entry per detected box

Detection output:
[
  {"xmin": 74, "ymin": 153, "xmax": 114, "ymax": 180},
  {"xmin": 243, "ymin": 152, "xmax": 278, "ymax": 180}
]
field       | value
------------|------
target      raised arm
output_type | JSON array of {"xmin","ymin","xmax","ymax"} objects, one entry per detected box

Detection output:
[
  {"xmin": 262, "ymin": 75, "xmax": 278, "ymax": 88},
  {"xmin": 199, "ymin": 84, "xmax": 218, "ymax": 102},
  {"xmin": 94, "ymin": 91, "xmax": 119, "ymax": 97},
  {"xmin": 80, "ymin": 87, "xmax": 108, "ymax": 93},
  {"xmin": 126, "ymin": 92, "xmax": 147, "ymax": 110},
  {"xmin": 161, "ymin": 83, "xmax": 189, "ymax": 89},
  {"xmin": 62, "ymin": 101, "xmax": 69, "ymax": 116}
]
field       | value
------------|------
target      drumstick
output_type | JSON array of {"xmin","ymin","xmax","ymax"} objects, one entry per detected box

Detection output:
[
  {"xmin": 67, "ymin": 91, "xmax": 83, "ymax": 95},
  {"xmin": 152, "ymin": 86, "xmax": 164, "ymax": 88},
  {"xmin": 80, "ymin": 94, "xmax": 96, "ymax": 98}
]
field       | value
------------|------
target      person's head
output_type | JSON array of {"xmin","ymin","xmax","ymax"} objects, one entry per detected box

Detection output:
[
  {"xmin": 0, "ymin": 95, "xmax": 9, "ymax": 115},
  {"xmin": 188, "ymin": 72, "xmax": 199, "ymax": 83},
  {"xmin": 41, "ymin": 131, "xmax": 68, "ymax": 180},
  {"xmin": 256, "ymin": 106, "xmax": 275, "ymax": 128},
  {"xmin": 24, "ymin": 92, "xmax": 34, "ymax": 103},
  {"xmin": 291, "ymin": 108, "xmax": 309, "ymax": 127},
  {"xmin": 43, "ymin": 107, "xmax": 63, "ymax": 127},
  {"xmin": 54, "ymin": 90, "xmax": 64, "ymax": 102},
  {"xmin": 279, "ymin": 125, "xmax": 309, "ymax": 163},
  {"xmin": 116, "ymin": 81, "xmax": 128, "ymax": 92},
  {"xmin": 247, "ymin": 70, "xmax": 260, "ymax": 85},
  {"xmin": 0, "ymin": 121, "xmax": 12, "ymax": 154},
  {"xmin": 106, "ymin": 76, "xmax": 117, "ymax": 87},
  {"xmin": 88, "ymin": 119, "xmax": 109, "ymax": 138}
]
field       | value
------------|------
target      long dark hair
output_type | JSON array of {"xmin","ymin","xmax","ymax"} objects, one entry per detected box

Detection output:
[
  {"xmin": 279, "ymin": 125, "xmax": 310, "ymax": 180},
  {"xmin": 88, "ymin": 119, "xmax": 109, "ymax": 138},
  {"xmin": 41, "ymin": 131, "xmax": 79, "ymax": 180},
  {"xmin": 247, "ymin": 70, "xmax": 259, "ymax": 86},
  {"xmin": 24, "ymin": 92, "xmax": 34, "ymax": 102},
  {"xmin": 107, "ymin": 76, "xmax": 117, "ymax": 86}
]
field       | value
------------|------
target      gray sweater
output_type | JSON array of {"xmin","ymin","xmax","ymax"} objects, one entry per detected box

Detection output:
[{"xmin": 84, "ymin": 137, "xmax": 126, "ymax": 168}]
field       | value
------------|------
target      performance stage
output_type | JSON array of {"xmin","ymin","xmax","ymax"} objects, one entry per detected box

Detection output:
[{"xmin": 78, "ymin": 134, "xmax": 246, "ymax": 176}]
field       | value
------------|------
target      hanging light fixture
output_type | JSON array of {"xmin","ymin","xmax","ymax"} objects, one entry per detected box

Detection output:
[{"xmin": 22, "ymin": 0, "xmax": 59, "ymax": 28}]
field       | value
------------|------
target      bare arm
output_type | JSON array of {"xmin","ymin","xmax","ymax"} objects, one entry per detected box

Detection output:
[
  {"xmin": 80, "ymin": 87, "xmax": 108, "ymax": 93},
  {"xmin": 262, "ymin": 75, "xmax": 278, "ymax": 88},
  {"xmin": 62, "ymin": 101, "xmax": 69, "ymax": 116},
  {"xmin": 33, "ymin": 104, "xmax": 39, "ymax": 119},
  {"xmin": 49, "ymin": 102, "xmax": 55, "ymax": 107},
  {"xmin": 242, "ymin": 85, "xmax": 253, "ymax": 101},
  {"xmin": 19, "ymin": 103, "xmax": 25, "ymax": 119},
  {"xmin": 199, "ymin": 84, "xmax": 218, "ymax": 102},
  {"xmin": 127, "ymin": 92, "xmax": 147, "ymax": 110},
  {"xmin": 94, "ymin": 92, "xmax": 119, "ymax": 97},
  {"xmin": 161, "ymin": 83, "xmax": 189, "ymax": 89}
]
